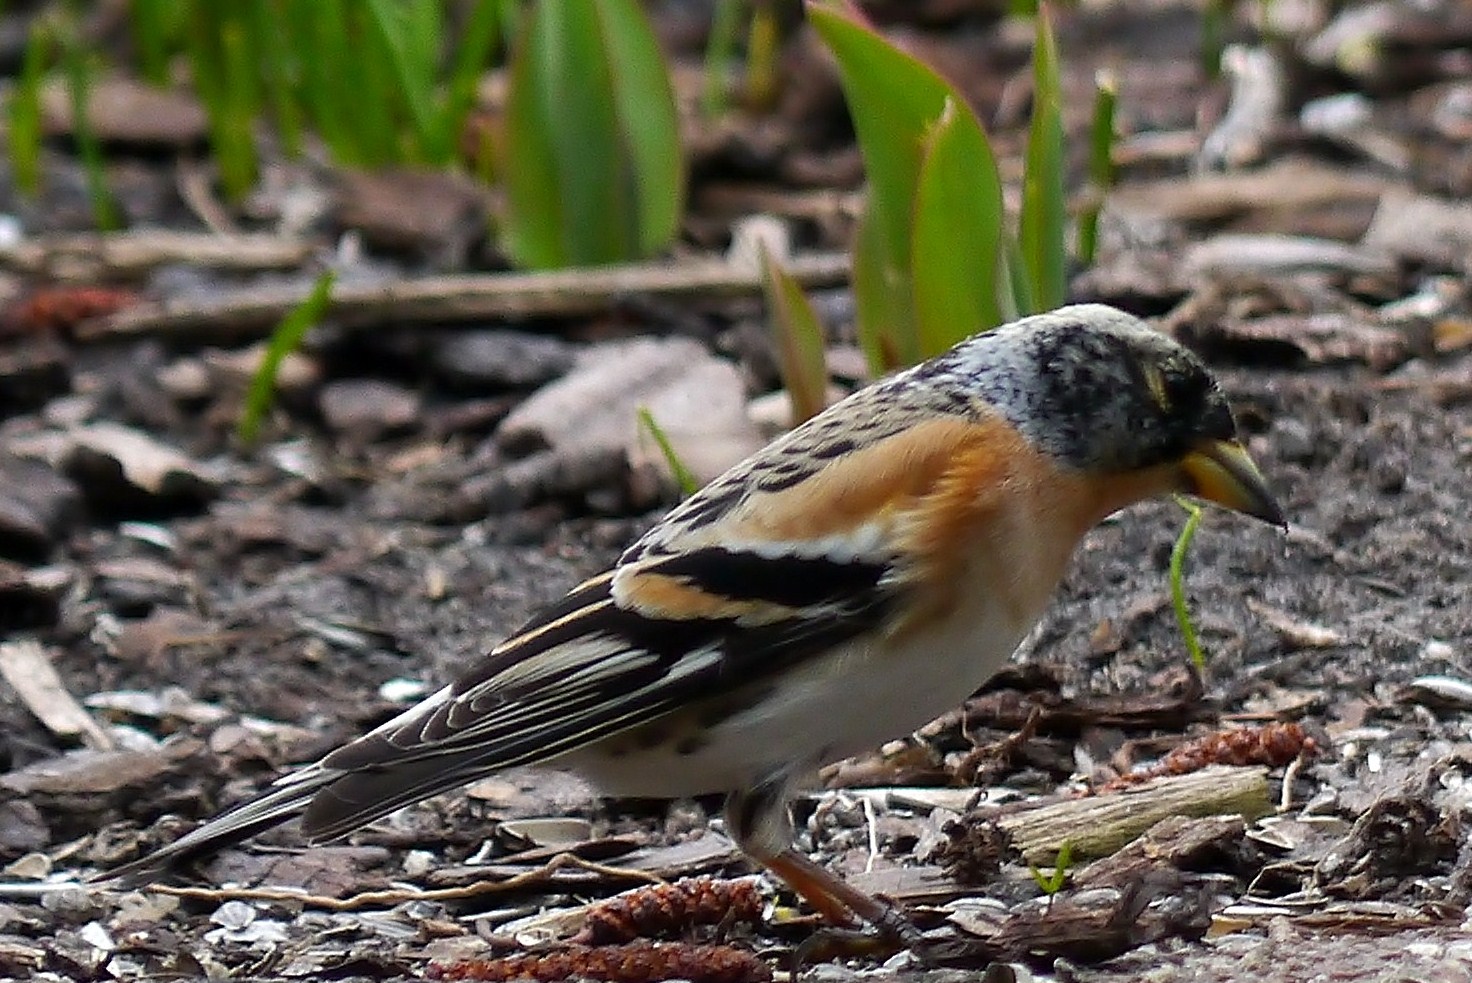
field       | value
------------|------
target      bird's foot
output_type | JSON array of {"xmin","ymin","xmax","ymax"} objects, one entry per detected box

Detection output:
[{"xmin": 792, "ymin": 897, "xmax": 932, "ymax": 971}]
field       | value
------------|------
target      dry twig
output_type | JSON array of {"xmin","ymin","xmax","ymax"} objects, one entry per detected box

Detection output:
[{"xmin": 134, "ymin": 852, "xmax": 663, "ymax": 912}]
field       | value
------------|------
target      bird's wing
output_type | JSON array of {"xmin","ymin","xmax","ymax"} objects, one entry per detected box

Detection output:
[{"xmin": 300, "ymin": 540, "xmax": 898, "ymax": 839}]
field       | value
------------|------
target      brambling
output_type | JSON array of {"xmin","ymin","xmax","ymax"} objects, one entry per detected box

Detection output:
[{"xmin": 104, "ymin": 304, "xmax": 1281, "ymax": 943}]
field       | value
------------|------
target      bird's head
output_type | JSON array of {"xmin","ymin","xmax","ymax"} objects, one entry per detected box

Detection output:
[{"xmin": 925, "ymin": 304, "xmax": 1284, "ymax": 525}]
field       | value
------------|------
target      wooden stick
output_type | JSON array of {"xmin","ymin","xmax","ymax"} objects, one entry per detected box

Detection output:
[
  {"xmin": 1, "ymin": 231, "xmax": 312, "ymax": 280},
  {"xmin": 995, "ymin": 766, "xmax": 1272, "ymax": 865},
  {"xmin": 76, "ymin": 252, "xmax": 852, "ymax": 344}
]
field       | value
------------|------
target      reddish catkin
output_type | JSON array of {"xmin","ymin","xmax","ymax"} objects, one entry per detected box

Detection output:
[
  {"xmin": 576, "ymin": 876, "xmax": 765, "ymax": 944},
  {"xmin": 1097, "ymin": 722, "xmax": 1319, "ymax": 792},
  {"xmin": 428, "ymin": 942, "xmax": 772, "ymax": 983}
]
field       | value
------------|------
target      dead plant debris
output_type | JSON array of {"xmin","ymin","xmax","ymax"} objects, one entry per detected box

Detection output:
[{"xmin": 428, "ymin": 942, "xmax": 772, "ymax": 983}]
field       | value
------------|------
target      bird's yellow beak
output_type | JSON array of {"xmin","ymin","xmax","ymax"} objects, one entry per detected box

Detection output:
[{"xmin": 1181, "ymin": 440, "xmax": 1285, "ymax": 526}]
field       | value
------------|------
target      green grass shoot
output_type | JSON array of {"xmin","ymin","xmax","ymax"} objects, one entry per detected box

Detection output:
[
  {"xmin": 238, "ymin": 270, "xmax": 337, "ymax": 446},
  {"xmin": 118, "ymin": 1, "xmax": 502, "ymax": 195},
  {"xmin": 1077, "ymin": 68, "xmax": 1117, "ymax": 265},
  {"xmin": 760, "ymin": 245, "xmax": 830, "ymax": 426},
  {"xmin": 129, "ymin": 0, "xmax": 174, "ymax": 86},
  {"xmin": 1170, "ymin": 495, "xmax": 1208, "ymax": 669},
  {"xmin": 61, "ymin": 5, "xmax": 121, "ymax": 230},
  {"xmin": 8, "ymin": 20, "xmax": 48, "ymax": 197},
  {"xmin": 701, "ymin": 0, "xmax": 743, "ymax": 117},
  {"xmin": 1018, "ymin": 4, "xmax": 1066, "ymax": 313},
  {"xmin": 637, "ymin": 407, "xmax": 699, "ymax": 498},
  {"xmin": 249, "ymin": 1, "xmax": 304, "ymax": 160},
  {"xmin": 1030, "ymin": 840, "xmax": 1074, "ymax": 895}
]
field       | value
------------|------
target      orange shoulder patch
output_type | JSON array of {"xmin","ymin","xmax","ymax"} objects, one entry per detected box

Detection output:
[{"xmin": 723, "ymin": 417, "xmax": 991, "ymax": 546}]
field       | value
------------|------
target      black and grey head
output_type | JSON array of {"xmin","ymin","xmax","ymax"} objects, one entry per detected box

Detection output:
[{"xmin": 900, "ymin": 304, "xmax": 1237, "ymax": 473}]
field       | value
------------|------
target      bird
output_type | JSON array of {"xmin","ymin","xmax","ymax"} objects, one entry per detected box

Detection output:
[{"xmin": 101, "ymin": 304, "xmax": 1282, "ymax": 943}]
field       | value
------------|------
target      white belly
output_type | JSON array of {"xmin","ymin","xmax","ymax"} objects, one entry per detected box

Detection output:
[{"xmin": 557, "ymin": 589, "xmax": 1037, "ymax": 798}]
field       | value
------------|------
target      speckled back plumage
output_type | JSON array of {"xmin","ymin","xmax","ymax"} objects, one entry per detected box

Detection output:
[{"xmin": 628, "ymin": 305, "xmax": 1236, "ymax": 563}]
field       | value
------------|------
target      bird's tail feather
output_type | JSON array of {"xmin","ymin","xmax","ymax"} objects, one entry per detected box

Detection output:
[{"xmin": 93, "ymin": 765, "xmax": 341, "ymax": 886}]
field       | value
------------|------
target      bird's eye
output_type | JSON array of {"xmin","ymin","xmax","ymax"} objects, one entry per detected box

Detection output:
[{"xmin": 1142, "ymin": 364, "xmax": 1172, "ymax": 414}]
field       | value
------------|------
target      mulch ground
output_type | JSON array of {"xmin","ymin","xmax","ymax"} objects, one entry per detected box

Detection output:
[{"xmin": 3, "ymin": 1, "xmax": 1472, "ymax": 980}]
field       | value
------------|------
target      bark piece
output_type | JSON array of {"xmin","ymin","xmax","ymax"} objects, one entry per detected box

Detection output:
[
  {"xmin": 41, "ymin": 76, "xmax": 208, "ymax": 147},
  {"xmin": 497, "ymin": 336, "xmax": 763, "ymax": 498},
  {"xmin": 1074, "ymin": 814, "xmax": 1248, "ymax": 889},
  {"xmin": 61, "ymin": 424, "xmax": 217, "ymax": 514},
  {"xmin": 991, "ymin": 766, "xmax": 1273, "ymax": 865},
  {"xmin": 335, "ymin": 169, "xmax": 490, "ymax": 267}
]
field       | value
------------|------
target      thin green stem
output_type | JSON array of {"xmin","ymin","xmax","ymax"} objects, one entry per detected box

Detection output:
[
  {"xmin": 238, "ymin": 271, "xmax": 337, "ymax": 446},
  {"xmin": 636, "ymin": 407, "xmax": 699, "ymax": 497},
  {"xmin": 744, "ymin": 0, "xmax": 780, "ymax": 111},
  {"xmin": 701, "ymin": 0, "xmax": 743, "ymax": 118},
  {"xmin": 1077, "ymin": 68, "xmax": 1117, "ymax": 265},
  {"xmin": 8, "ymin": 20, "xmax": 48, "ymax": 197},
  {"xmin": 62, "ymin": 2, "xmax": 121, "ymax": 229},
  {"xmin": 1170, "ymin": 496, "xmax": 1207, "ymax": 669}
]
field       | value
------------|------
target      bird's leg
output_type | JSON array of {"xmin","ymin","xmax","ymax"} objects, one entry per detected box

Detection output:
[
  {"xmin": 725, "ymin": 779, "xmax": 924, "ymax": 951},
  {"xmin": 764, "ymin": 847, "xmax": 922, "ymax": 945}
]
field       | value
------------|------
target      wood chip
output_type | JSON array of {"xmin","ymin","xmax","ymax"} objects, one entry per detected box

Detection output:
[
  {"xmin": 0, "ymin": 640, "xmax": 113, "ymax": 750},
  {"xmin": 1075, "ymin": 814, "xmax": 1248, "ymax": 889},
  {"xmin": 64, "ymin": 423, "xmax": 218, "ymax": 503},
  {"xmin": 1110, "ymin": 161, "xmax": 1390, "ymax": 224},
  {"xmin": 1247, "ymin": 599, "xmax": 1346, "ymax": 648},
  {"xmin": 1362, "ymin": 189, "xmax": 1472, "ymax": 271},
  {"xmin": 1183, "ymin": 234, "xmax": 1396, "ymax": 279}
]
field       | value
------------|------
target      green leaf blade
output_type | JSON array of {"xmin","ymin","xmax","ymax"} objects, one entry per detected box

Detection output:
[
  {"xmin": 809, "ymin": 0, "xmax": 1009, "ymax": 370},
  {"xmin": 502, "ymin": 2, "xmax": 571, "ymax": 268},
  {"xmin": 595, "ymin": 0, "xmax": 683, "ymax": 257},
  {"xmin": 851, "ymin": 208, "xmax": 911, "ymax": 372},
  {"xmin": 911, "ymin": 98, "xmax": 1005, "ymax": 357},
  {"xmin": 550, "ymin": 3, "xmax": 630, "ymax": 263},
  {"xmin": 760, "ymin": 247, "xmax": 830, "ymax": 426},
  {"xmin": 1077, "ymin": 68, "xmax": 1117, "ymax": 265},
  {"xmin": 503, "ymin": 0, "xmax": 681, "ymax": 269},
  {"xmin": 1018, "ymin": 4, "xmax": 1067, "ymax": 312},
  {"xmin": 809, "ymin": 1, "xmax": 948, "ymax": 367}
]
